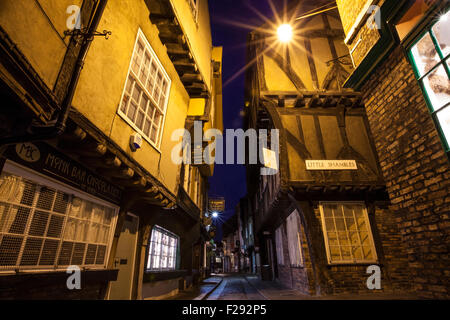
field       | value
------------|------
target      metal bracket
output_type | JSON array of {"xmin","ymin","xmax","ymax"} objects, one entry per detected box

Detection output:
[{"xmin": 63, "ymin": 28, "xmax": 112, "ymax": 42}]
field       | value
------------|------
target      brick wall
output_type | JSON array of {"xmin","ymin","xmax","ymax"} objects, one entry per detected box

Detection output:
[
  {"xmin": 360, "ymin": 45, "xmax": 450, "ymax": 298},
  {"xmin": 308, "ymin": 204, "xmax": 411, "ymax": 295},
  {"xmin": 336, "ymin": 0, "xmax": 372, "ymax": 35}
]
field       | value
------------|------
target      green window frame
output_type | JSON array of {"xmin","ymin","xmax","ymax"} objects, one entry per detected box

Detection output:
[{"xmin": 407, "ymin": 9, "xmax": 450, "ymax": 154}]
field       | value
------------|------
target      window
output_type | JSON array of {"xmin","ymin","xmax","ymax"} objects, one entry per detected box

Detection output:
[
  {"xmin": 286, "ymin": 210, "xmax": 303, "ymax": 267},
  {"xmin": 119, "ymin": 30, "xmax": 171, "ymax": 148},
  {"xmin": 0, "ymin": 171, "xmax": 118, "ymax": 271},
  {"xmin": 319, "ymin": 202, "xmax": 377, "ymax": 264},
  {"xmin": 274, "ymin": 225, "xmax": 284, "ymax": 265},
  {"xmin": 187, "ymin": 0, "xmax": 199, "ymax": 22},
  {"xmin": 408, "ymin": 9, "xmax": 450, "ymax": 153},
  {"xmin": 147, "ymin": 225, "xmax": 178, "ymax": 271}
]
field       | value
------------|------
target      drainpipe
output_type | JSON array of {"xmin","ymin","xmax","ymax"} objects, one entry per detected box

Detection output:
[{"xmin": 0, "ymin": 0, "xmax": 108, "ymax": 147}]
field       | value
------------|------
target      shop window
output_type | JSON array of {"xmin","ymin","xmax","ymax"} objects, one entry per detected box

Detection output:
[
  {"xmin": 286, "ymin": 210, "xmax": 303, "ymax": 267},
  {"xmin": 0, "ymin": 172, "xmax": 118, "ymax": 271},
  {"xmin": 319, "ymin": 202, "xmax": 377, "ymax": 264},
  {"xmin": 408, "ymin": 9, "xmax": 450, "ymax": 153},
  {"xmin": 274, "ymin": 225, "xmax": 284, "ymax": 265},
  {"xmin": 147, "ymin": 225, "xmax": 178, "ymax": 271},
  {"xmin": 118, "ymin": 29, "xmax": 171, "ymax": 149}
]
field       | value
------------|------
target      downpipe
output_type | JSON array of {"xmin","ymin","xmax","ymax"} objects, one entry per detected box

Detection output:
[{"xmin": 0, "ymin": 0, "xmax": 108, "ymax": 147}]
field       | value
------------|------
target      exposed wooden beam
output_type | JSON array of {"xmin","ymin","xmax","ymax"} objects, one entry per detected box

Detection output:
[
  {"xmin": 98, "ymin": 165, "xmax": 134, "ymax": 179},
  {"xmin": 306, "ymin": 94, "xmax": 319, "ymax": 108},
  {"xmin": 149, "ymin": 13, "xmax": 174, "ymax": 24},
  {"xmin": 167, "ymin": 46, "xmax": 192, "ymax": 60},
  {"xmin": 61, "ymin": 126, "xmax": 87, "ymax": 142},
  {"xmin": 186, "ymin": 82, "xmax": 207, "ymax": 92},
  {"xmin": 159, "ymin": 33, "xmax": 186, "ymax": 46},
  {"xmin": 181, "ymin": 73, "xmax": 202, "ymax": 83},
  {"xmin": 58, "ymin": 140, "xmax": 107, "ymax": 157}
]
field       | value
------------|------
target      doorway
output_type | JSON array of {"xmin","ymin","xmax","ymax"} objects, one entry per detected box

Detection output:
[{"xmin": 108, "ymin": 213, "xmax": 139, "ymax": 300}]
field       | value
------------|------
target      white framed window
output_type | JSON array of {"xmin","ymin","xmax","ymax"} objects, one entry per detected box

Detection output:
[
  {"xmin": 319, "ymin": 202, "xmax": 377, "ymax": 264},
  {"xmin": 118, "ymin": 29, "xmax": 171, "ymax": 149},
  {"xmin": 147, "ymin": 225, "xmax": 178, "ymax": 271},
  {"xmin": 286, "ymin": 210, "xmax": 303, "ymax": 267},
  {"xmin": 187, "ymin": 0, "xmax": 199, "ymax": 22},
  {"xmin": 0, "ymin": 164, "xmax": 118, "ymax": 272},
  {"xmin": 274, "ymin": 225, "xmax": 284, "ymax": 265}
]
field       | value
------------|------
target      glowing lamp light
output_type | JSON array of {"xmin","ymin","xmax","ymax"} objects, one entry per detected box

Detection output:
[
  {"xmin": 212, "ymin": 212, "xmax": 219, "ymax": 218},
  {"xmin": 440, "ymin": 12, "xmax": 448, "ymax": 22},
  {"xmin": 277, "ymin": 24, "xmax": 293, "ymax": 42}
]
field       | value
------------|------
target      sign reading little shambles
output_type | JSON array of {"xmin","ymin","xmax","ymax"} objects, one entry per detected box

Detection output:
[
  {"xmin": 6, "ymin": 142, "xmax": 123, "ymax": 204},
  {"xmin": 306, "ymin": 160, "xmax": 358, "ymax": 170}
]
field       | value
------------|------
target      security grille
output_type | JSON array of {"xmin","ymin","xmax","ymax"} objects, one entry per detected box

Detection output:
[{"xmin": 0, "ymin": 172, "xmax": 117, "ymax": 271}]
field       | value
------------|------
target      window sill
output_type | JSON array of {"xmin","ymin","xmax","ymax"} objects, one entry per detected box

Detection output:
[
  {"xmin": 143, "ymin": 270, "xmax": 188, "ymax": 283},
  {"xmin": 0, "ymin": 268, "xmax": 119, "ymax": 284},
  {"xmin": 326, "ymin": 262, "xmax": 381, "ymax": 267}
]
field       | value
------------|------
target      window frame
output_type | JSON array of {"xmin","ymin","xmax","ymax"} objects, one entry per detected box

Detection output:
[
  {"xmin": 146, "ymin": 225, "xmax": 179, "ymax": 272},
  {"xmin": 319, "ymin": 201, "xmax": 378, "ymax": 265},
  {"xmin": 406, "ymin": 10, "xmax": 450, "ymax": 154},
  {"xmin": 117, "ymin": 29, "xmax": 171, "ymax": 151},
  {"xmin": 187, "ymin": 0, "xmax": 199, "ymax": 23},
  {"xmin": 0, "ymin": 161, "xmax": 119, "ymax": 273}
]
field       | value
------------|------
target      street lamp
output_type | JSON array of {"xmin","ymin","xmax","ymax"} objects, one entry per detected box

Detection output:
[
  {"xmin": 212, "ymin": 211, "xmax": 219, "ymax": 218},
  {"xmin": 277, "ymin": 24, "xmax": 293, "ymax": 42},
  {"xmin": 276, "ymin": 4, "xmax": 339, "ymax": 43}
]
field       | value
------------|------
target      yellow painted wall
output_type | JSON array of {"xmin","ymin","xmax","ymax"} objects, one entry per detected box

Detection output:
[
  {"xmin": 171, "ymin": 0, "xmax": 212, "ymax": 91},
  {"xmin": 0, "ymin": 0, "xmax": 82, "ymax": 89},
  {"xmin": 262, "ymin": 13, "xmax": 353, "ymax": 92},
  {"xmin": 71, "ymin": 0, "xmax": 194, "ymax": 195}
]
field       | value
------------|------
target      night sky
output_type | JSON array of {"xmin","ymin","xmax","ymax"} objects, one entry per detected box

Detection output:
[{"xmin": 208, "ymin": 0, "xmax": 286, "ymax": 240}]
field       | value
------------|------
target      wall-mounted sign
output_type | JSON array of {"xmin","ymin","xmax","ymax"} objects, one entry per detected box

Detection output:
[
  {"xmin": 306, "ymin": 160, "xmax": 358, "ymax": 170},
  {"xmin": 262, "ymin": 147, "xmax": 278, "ymax": 170},
  {"xmin": 4, "ymin": 142, "xmax": 123, "ymax": 204}
]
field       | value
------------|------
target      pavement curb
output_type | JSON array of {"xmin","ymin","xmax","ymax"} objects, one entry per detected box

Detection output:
[
  {"xmin": 194, "ymin": 277, "xmax": 224, "ymax": 300},
  {"xmin": 244, "ymin": 275, "xmax": 270, "ymax": 300}
]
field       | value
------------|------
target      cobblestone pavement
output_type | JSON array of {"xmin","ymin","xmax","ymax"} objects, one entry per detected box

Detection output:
[{"xmin": 206, "ymin": 275, "xmax": 267, "ymax": 300}]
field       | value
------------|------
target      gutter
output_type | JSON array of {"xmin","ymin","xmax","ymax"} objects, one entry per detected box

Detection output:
[{"xmin": 0, "ymin": 0, "xmax": 108, "ymax": 147}]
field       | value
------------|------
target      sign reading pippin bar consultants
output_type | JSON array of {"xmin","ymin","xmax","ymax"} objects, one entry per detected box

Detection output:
[{"xmin": 306, "ymin": 160, "xmax": 358, "ymax": 170}]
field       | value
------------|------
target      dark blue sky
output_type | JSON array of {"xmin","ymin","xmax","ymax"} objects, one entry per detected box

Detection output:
[{"xmin": 208, "ymin": 0, "xmax": 285, "ymax": 239}]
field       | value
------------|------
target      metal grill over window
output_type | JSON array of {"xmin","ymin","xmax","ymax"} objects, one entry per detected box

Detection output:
[{"xmin": 0, "ymin": 172, "xmax": 118, "ymax": 271}]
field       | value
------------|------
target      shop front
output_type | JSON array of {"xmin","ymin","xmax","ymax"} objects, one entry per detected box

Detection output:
[{"xmin": 0, "ymin": 141, "xmax": 122, "ymax": 299}]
